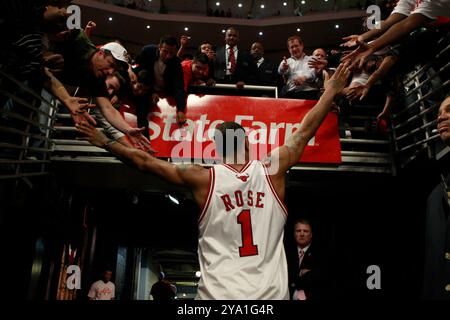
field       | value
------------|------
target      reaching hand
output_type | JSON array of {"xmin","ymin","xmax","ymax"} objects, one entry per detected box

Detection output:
[
  {"xmin": 236, "ymin": 81, "xmax": 245, "ymax": 90},
  {"xmin": 71, "ymin": 112, "xmax": 97, "ymax": 126},
  {"xmin": 43, "ymin": 54, "xmax": 64, "ymax": 73},
  {"xmin": 341, "ymin": 40, "xmax": 373, "ymax": 70},
  {"xmin": 308, "ymin": 57, "xmax": 327, "ymax": 71},
  {"xmin": 176, "ymin": 111, "xmax": 187, "ymax": 126},
  {"xmin": 293, "ymin": 76, "xmax": 307, "ymax": 86},
  {"xmin": 64, "ymin": 97, "xmax": 96, "ymax": 114},
  {"xmin": 346, "ymin": 84, "xmax": 370, "ymax": 101},
  {"xmin": 341, "ymin": 35, "xmax": 361, "ymax": 48},
  {"xmin": 206, "ymin": 78, "xmax": 216, "ymax": 87},
  {"xmin": 65, "ymin": 97, "xmax": 97, "ymax": 125},
  {"xmin": 151, "ymin": 93, "xmax": 160, "ymax": 105},
  {"xmin": 127, "ymin": 127, "xmax": 153, "ymax": 152},
  {"xmin": 75, "ymin": 122, "xmax": 108, "ymax": 147},
  {"xmin": 84, "ymin": 21, "xmax": 96, "ymax": 37},
  {"xmin": 377, "ymin": 109, "xmax": 390, "ymax": 121},
  {"xmin": 180, "ymin": 35, "xmax": 190, "ymax": 47},
  {"xmin": 324, "ymin": 62, "xmax": 351, "ymax": 94},
  {"xmin": 207, "ymin": 50, "xmax": 216, "ymax": 61},
  {"xmin": 281, "ymin": 56, "xmax": 289, "ymax": 72}
]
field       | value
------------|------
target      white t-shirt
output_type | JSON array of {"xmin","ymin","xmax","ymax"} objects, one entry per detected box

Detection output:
[
  {"xmin": 391, "ymin": 0, "xmax": 416, "ymax": 16},
  {"xmin": 350, "ymin": 72, "xmax": 370, "ymax": 87},
  {"xmin": 412, "ymin": 0, "xmax": 450, "ymax": 20},
  {"xmin": 392, "ymin": 0, "xmax": 450, "ymax": 19},
  {"xmin": 88, "ymin": 280, "xmax": 115, "ymax": 300}
]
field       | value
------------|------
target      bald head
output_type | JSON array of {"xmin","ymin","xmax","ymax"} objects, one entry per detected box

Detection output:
[
  {"xmin": 312, "ymin": 48, "xmax": 327, "ymax": 60},
  {"xmin": 437, "ymin": 96, "xmax": 450, "ymax": 146}
]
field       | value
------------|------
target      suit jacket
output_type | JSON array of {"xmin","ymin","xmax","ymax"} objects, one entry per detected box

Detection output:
[
  {"xmin": 136, "ymin": 44, "xmax": 186, "ymax": 112},
  {"xmin": 255, "ymin": 58, "xmax": 283, "ymax": 88},
  {"xmin": 423, "ymin": 174, "xmax": 450, "ymax": 299},
  {"xmin": 287, "ymin": 242, "xmax": 329, "ymax": 300},
  {"xmin": 213, "ymin": 46, "xmax": 257, "ymax": 84}
]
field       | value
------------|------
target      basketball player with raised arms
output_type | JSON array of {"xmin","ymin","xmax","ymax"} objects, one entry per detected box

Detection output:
[{"xmin": 76, "ymin": 62, "xmax": 351, "ymax": 300}]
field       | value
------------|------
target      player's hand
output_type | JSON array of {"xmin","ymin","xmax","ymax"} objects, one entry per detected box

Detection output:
[
  {"xmin": 324, "ymin": 61, "xmax": 351, "ymax": 95},
  {"xmin": 75, "ymin": 121, "xmax": 108, "ymax": 147}
]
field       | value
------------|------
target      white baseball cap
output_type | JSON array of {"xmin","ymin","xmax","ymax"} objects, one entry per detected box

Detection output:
[{"xmin": 101, "ymin": 42, "xmax": 130, "ymax": 65}]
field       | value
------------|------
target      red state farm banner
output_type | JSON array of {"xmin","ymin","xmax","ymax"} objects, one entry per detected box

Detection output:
[{"xmin": 121, "ymin": 95, "xmax": 341, "ymax": 164}]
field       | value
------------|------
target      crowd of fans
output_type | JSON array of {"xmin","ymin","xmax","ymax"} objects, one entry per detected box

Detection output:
[
  {"xmin": 0, "ymin": 0, "xmax": 449, "ymax": 301},
  {"xmin": 0, "ymin": 0, "xmax": 449, "ymax": 153}
]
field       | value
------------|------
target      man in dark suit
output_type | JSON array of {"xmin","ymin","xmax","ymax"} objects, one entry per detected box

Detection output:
[
  {"xmin": 250, "ymin": 41, "xmax": 282, "ymax": 89},
  {"xmin": 423, "ymin": 96, "xmax": 450, "ymax": 299},
  {"xmin": 213, "ymin": 27, "xmax": 257, "ymax": 89},
  {"xmin": 288, "ymin": 219, "xmax": 328, "ymax": 300},
  {"xmin": 135, "ymin": 35, "xmax": 186, "ymax": 130}
]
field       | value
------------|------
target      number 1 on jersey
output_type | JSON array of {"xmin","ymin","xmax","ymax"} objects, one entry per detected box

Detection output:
[{"xmin": 237, "ymin": 209, "xmax": 259, "ymax": 257}]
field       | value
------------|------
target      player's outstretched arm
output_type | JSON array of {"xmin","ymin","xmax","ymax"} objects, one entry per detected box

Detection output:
[
  {"xmin": 269, "ymin": 62, "xmax": 351, "ymax": 177},
  {"xmin": 75, "ymin": 122, "xmax": 208, "ymax": 189}
]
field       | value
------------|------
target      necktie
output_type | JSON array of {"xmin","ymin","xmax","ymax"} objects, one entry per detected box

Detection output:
[
  {"xmin": 229, "ymin": 46, "xmax": 236, "ymax": 74},
  {"xmin": 299, "ymin": 249, "xmax": 305, "ymax": 268}
]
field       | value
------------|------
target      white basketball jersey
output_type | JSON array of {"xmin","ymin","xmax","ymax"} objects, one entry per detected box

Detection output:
[{"xmin": 196, "ymin": 160, "xmax": 289, "ymax": 300}]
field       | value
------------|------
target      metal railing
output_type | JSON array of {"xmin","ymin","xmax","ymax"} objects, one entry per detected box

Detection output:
[
  {"xmin": 0, "ymin": 71, "xmax": 58, "ymax": 182},
  {"xmin": 189, "ymin": 83, "xmax": 279, "ymax": 98},
  {"xmin": 390, "ymin": 34, "xmax": 450, "ymax": 168}
]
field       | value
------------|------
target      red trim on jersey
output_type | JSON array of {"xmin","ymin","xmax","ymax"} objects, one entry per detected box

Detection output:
[
  {"xmin": 198, "ymin": 167, "xmax": 215, "ymax": 224},
  {"xmin": 262, "ymin": 163, "xmax": 288, "ymax": 218},
  {"xmin": 222, "ymin": 161, "xmax": 252, "ymax": 174}
]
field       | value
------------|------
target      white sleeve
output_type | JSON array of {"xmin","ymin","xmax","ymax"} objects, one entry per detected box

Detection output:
[
  {"xmin": 412, "ymin": 0, "xmax": 450, "ymax": 20},
  {"xmin": 93, "ymin": 108, "xmax": 125, "ymax": 141},
  {"xmin": 391, "ymin": 0, "xmax": 416, "ymax": 16},
  {"xmin": 87, "ymin": 282, "xmax": 97, "ymax": 299}
]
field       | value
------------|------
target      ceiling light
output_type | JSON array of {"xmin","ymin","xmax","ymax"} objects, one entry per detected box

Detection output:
[
  {"xmin": 222, "ymin": 29, "xmax": 226, "ymax": 33},
  {"xmin": 259, "ymin": 31, "xmax": 263, "ymax": 36},
  {"xmin": 335, "ymin": 24, "xmax": 340, "ymax": 29},
  {"xmin": 301, "ymin": 0, "xmax": 306, "ymax": 4},
  {"xmin": 184, "ymin": 27, "xmax": 189, "ymax": 31},
  {"xmin": 283, "ymin": 2, "xmax": 287, "ymax": 6},
  {"xmin": 146, "ymin": 25, "xmax": 150, "ymax": 29},
  {"xmin": 238, "ymin": 3, "xmax": 242, "ymax": 7},
  {"xmin": 216, "ymin": 1, "xmax": 220, "ymax": 6},
  {"xmin": 108, "ymin": 17, "xmax": 113, "ymax": 21},
  {"xmin": 167, "ymin": 194, "xmax": 180, "ymax": 205},
  {"xmin": 297, "ymin": 28, "xmax": 301, "ymax": 32},
  {"xmin": 260, "ymin": 4, "xmax": 265, "ymax": 9}
]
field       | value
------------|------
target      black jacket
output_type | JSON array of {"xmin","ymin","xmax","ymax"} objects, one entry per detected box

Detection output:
[
  {"xmin": 255, "ymin": 58, "xmax": 283, "ymax": 89},
  {"xmin": 213, "ymin": 46, "xmax": 257, "ymax": 84},
  {"xmin": 136, "ymin": 44, "xmax": 186, "ymax": 112},
  {"xmin": 287, "ymin": 243, "xmax": 330, "ymax": 300}
]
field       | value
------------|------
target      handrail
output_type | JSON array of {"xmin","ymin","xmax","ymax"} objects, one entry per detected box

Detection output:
[
  {"xmin": 0, "ymin": 72, "xmax": 58, "ymax": 181},
  {"xmin": 393, "ymin": 79, "xmax": 450, "ymax": 119},
  {"xmin": 190, "ymin": 83, "xmax": 278, "ymax": 98},
  {"xmin": 390, "ymin": 31, "xmax": 449, "ymax": 168},
  {"xmin": 214, "ymin": 83, "xmax": 278, "ymax": 98}
]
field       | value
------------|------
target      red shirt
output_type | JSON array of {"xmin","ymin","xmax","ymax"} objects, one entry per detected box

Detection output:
[{"xmin": 181, "ymin": 59, "xmax": 210, "ymax": 92}]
